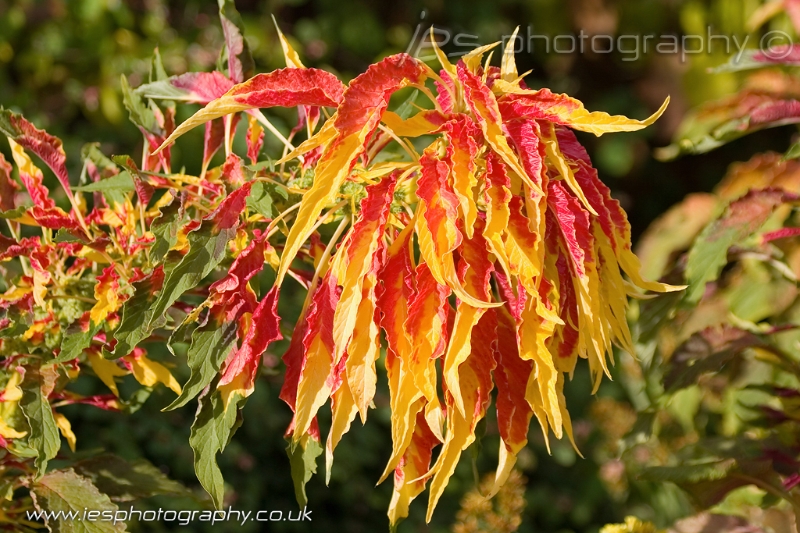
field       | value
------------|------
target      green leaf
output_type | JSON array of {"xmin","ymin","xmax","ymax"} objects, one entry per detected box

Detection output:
[
  {"xmin": 685, "ymin": 189, "xmax": 791, "ymax": 302},
  {"xmin": 55, "ymin": 319, "xmax": 101, "ymax": 364},
  {"xmin": 72, "ymin": 171, "xmax": 134, "ymax": 193},
  {"xmin": 80, "ymin": 143, "xmax": 119, "ymax": 180},
  {"xmin": 785, "ymin": 140, "xmax": 800, "ymax": 161},
  {"xmin": 73, "ymin": 170, "xmax": 133, "ymax": 208},
  {"xmin": 245, "ymin": 181, "xmax": 273, "ymax": 219},
  {"xmin": 641, "ymin": 456, "xmax": 778, "ymax": 509},
  {"xmin": 286, "ymin": 432, "xmax": 322, "ymax": 508},
  {"xmin": 109, "ymin": 268, "xmax": 166, "ymax": 359},
  {"xmin": 31, "ymin": 469, "xmax": 126, "ymax": 532},
  {"xmin": 0, "ymin": 206, "xmax": 28, "ymax": 220},
  {"xmin": 712, "ymin": 49, "xmax": 800, "ymax": 73},
  {"xmin": 394, "ymin": 89, "xmax": 419, "ymax": 120},
  {"xmin": 53, "ymin": 229, "xmax": 85, "ymax": 244},
  {"xmin": 642, "ymin": 459, "xmax": 737, "ymax": 484},
  {"xmin": 119, "ymin": 387, "xmax": 153, "ymax": 415},
  {"xmin": 190, "ymin": 387, "xmax": 247, "ymax": 509},
  {"xmin": 73, "ymin": 454, "xmax": 188, "ymax": 502},
  {"xmin": 135, "ymin": 79, "xmax": 189, "ymax": 101},
  {"xmin": 149, "ymin": 193, "xmax": 184, "ymax": 264},
  {"xmin": 19, "ymin": 364, "xmax": 61, "ymax": 477},
  {"xmin": 150, "ymin": 48, "xmax": 169, "ymax": 83},
  {"xmin": 663, "ymin": 326, "xmax": 762, "ymax": 392},
  {"xmin": 120, "ymin": 75, "xmax": 159, "ymax": 134},
  {"xmin": 245, "ymin": 160, "xmax": 274, "ymax": 173},
  {"xmin": 139, "ymin": 220, "xmax": 238, "ymax": 336},
  {"xmin": 0, "ymin": 314, "xmax": 28, "ymax": 339},
  {"xmin": 165, "ymin": 319, "xmax": 238, "ymax": 411}
]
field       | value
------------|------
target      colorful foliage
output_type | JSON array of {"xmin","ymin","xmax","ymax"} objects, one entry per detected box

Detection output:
[{"xmin": 0, "ymin": 6, "xmax": 676, "ymax": 530}]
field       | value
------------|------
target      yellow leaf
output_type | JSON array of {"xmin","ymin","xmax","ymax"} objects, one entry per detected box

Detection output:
[
  {"xmin": 379, "ymin": 384, "xmax": 425, "ymax": 484},
  {"xmin": 541, "ymin": 122, "xmax": 598, "ymax": 216},
  {"xmin": 54, "ymin": 413, "xmax": 76, "ymax": 452},
  {"xmin": 571, "ymin": 96, "xmax": 670, "ymax": 135},
  {"xmin": 442, "ymin": 303, "xmax": 484, "ymax": 418},
  {"xmin": 292, "ymin": 276, "xmax": 339, "ymax": 441},
  {"xmin": 325, "ymin": 377, "xmax": 358, "ymax": 484},
  {"xmin": 416, "ymin": 203, "xmax": 498, "ymax": 309},
  {"xmin": 90, "ymin": 268, "xmax": 120, "ymax": 324},
  {"xmin": 344, "ymin": 277, "xmax": 381, "ymax": 422},
  {"xmin": 277, "ymin": 133, "xmax": 363, "ymax": 286},
  {"xmin": 0, "ymin": 371, "xmax": 27, "ymax": 440},
  {"xmin": 519, "ymin": 297, "xmax": 562, "ymax": 439},
  {"xmin": 388, "ymin": 411, "xmax": 439, "ymax": 527},
  {"xmin": 126, "ymin": 354, "xmax": 181, "ymax": 395},
  {"xmin": 381, "ymin": 110, "xmax": 445, "ymax": 138},
  {"xmin": 429, "ymin": 27, "xmax": 456, "ymax": 76},
  {"xmin": 600, "ymin": 516, "xmax": 663, "ymax": 533},
  {"xmin": 8, "ymin": 138, "xmax": 41, "ymax": 185},
  {"xmin": 31, "ymin": 268, "xmax": 49, "ymax": 310},
  {"xmin": 272, "ymin": 16, "xmax": 305, "ymax": 68},
  {"xmin": 500, "ymin": 27, "xmax": 521, "ymax": 82},
  {"xmin": 218, "ymin": 368, "xmax": 253, "ymax": 412},
  {"xmin": 499, "ymin": 85, "xmax": 671, "ymax": 137},
  {"xmin": 462, "ymin": 41, "xmax": 501, "ymax": 73},
  {"xmin": 0, "ymin": 419, "xmax": 26, "ymax": 440},
  {"xmin": 425, "ymin": 356, "xmax": 489, "ymax": 522},
  {"xmin": 1, "ymin": 371, "xmax": 23, "ymax": 403},
  {"xmin": 276, "ymin": 116, "xmax": 338, "ymax": 165},
  {"xmin": 87, "ymin": 351, "xmax": 128, "ymax": 397},
  {"xmin": 618, "ymin": 247, "xmax": 686, "ymax": 293}
]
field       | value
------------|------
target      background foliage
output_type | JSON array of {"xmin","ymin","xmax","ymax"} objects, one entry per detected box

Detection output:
[{"xmin": 3, "ymin": 0, "xmax": 800, "ymax": 532}]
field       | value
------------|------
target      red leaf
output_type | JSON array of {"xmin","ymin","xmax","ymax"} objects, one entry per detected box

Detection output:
[
  {"xmin": 226, "ymin": 68, "xmax": 345, "ymax": 109},
  {"xmin": 218, "ymin": 287, "xmax": 282, "ymax": 390},
  {"xmin": 548, "ymin": 181, "xmax": 594, "ymax": 277},
  {"xmin": 218, "ymin": 0, "xmax": 254, "ymax": 83},
  {"xmin": 0, "ymin": 152, "xmax": 18, "ymax": 212},
  {"xmin": 434, "ymin": 70, "xmax": 457, "ymax": 114},
  {"xmin": 493, "ymin": 307, "xmax": 534, "ymax": 453},
  {"xmin": 553, "ymin": 252, "xmax": 580, "ymax": 361},
  {"xmin": 132, "ymin": 175, "xmax": 155, "ymax": 207},
  {"xmin": 276, "ymin": 54, "xmax": 427, "ymax": 286},
  {"xmin": 169, "ymin": 71, "xmax": 236, "ymax": 103},
  {"xmin": 29, "ymin": 206, "xmax": 84, "ymax": 234},
  {"xmin": 494, "ymin": 268, "xmax": 527, "ymax": 322},
  {"xmin": 333, "ymin": 55, "xmax": 424, "ymax": 138},
  {"xmin": 279, "ymin": 315, "xmax": 309, "ymax": 415},
  {"xmin": 506, "ymin": 119, "xmax": 546, "ymax": 188},
  {"xmin": 762, "ymin": 226, "xmax": 800, "ymax": 243},
  {"xmin": 499, "ymin": 89, "xmax": 582, "ymax": 124},
  {"xmin": 203, "ymin": 119, "xmax": 226, "ymax": 170},
  {"xmin": 279, "ymin": 273, "xmax": 339, "ymax": 425},
  {"xmin": 752, "ymin": 44, "xmax": 800, "ymax": 65},
  {"xmin": 0, "ymin": 235, "xmax": 38, "ymax": 261},
  {"xmin": 417, "ymin": 148, "xmax": 462, "ymax": 257},
  {"xmin": 207, "ymin": 181, "xmax": 253, "ymax": 231},
  {"xmin": 209, "ymin": 233, "xmax": 267, "ymax": 294},
  {"xmin": 0, "ymin": 110, "xmax": 73, "ymax": 200},
  {"xmin": 246, "ymin": 116, "xmax": 265, "ymax": 165},
  {"xmin": 221, "ymin": 153, "xmax": 246, "ymax": 186},
  {"xmin": 378, "ymin": 225, "xmax": 416, "ymax": 371}
]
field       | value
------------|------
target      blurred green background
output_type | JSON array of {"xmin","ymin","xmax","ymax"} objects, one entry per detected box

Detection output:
[{"xmin": 1, "ymin": 0, "xmax": 798, "ymax": 531}]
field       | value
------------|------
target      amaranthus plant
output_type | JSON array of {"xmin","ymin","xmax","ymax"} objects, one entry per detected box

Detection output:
[
  {"xmin": 0, "ymin": 2, "xmax": 676, "ymax": 529},
  {"xmin": 604, "ymin": 2, "xmax": 800, "ymax": 531}
]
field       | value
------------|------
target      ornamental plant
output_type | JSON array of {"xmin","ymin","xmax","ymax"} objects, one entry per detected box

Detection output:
[
  {"xmin": 600, "ymin": 3, "xmax": 800, "ymax": 531},
  {"xmin": 0, "ymin": 2, "xmax": 678, "ymax": 529}
]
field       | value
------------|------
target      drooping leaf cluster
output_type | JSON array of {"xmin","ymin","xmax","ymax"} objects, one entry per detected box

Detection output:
[{"xmin": 0, "ymin": 3, "xmax": 675, "ymax": 529}]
